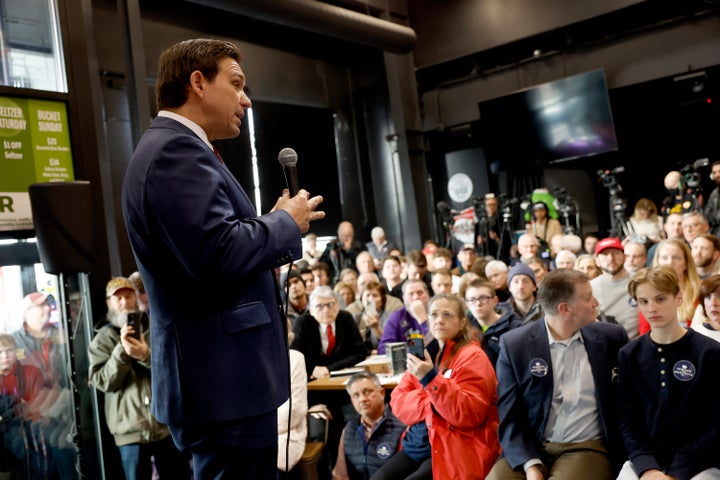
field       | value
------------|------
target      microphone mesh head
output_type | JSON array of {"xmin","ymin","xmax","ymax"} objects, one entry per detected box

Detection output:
[{"xmin": 278, "ymin": 148, "xmax": 298, "ymax": 167}]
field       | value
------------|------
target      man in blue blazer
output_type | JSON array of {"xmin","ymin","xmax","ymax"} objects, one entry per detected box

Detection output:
[
  {"xmin": 121, "ymin": 39, "xmax": 324, "ymax": 479},
  {"xmin": 487, "ymin": 269, "xmax": 629, "ymax": 480}
]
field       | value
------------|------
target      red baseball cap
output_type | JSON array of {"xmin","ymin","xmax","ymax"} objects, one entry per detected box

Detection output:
[{"xmin": 595, "ymin": 237, "xmax": 624, "ymax": 255}]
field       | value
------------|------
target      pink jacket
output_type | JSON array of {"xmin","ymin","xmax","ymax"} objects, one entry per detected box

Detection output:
[{"xmin": 390, "ymin": 339, "xmax": 500, "ymax": 479}]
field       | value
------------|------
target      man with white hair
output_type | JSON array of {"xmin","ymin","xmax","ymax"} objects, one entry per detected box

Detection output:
[
  {"xmin": 365, "ymin": 226, "xmax": 397, "ymax": 269},
  {"xmin": 554, "ymin": 250, "xmax": 577, "ymax": 269},
  {"xmin": 485, "ymin": 260, "xmax": 510, "ymax": 301}
]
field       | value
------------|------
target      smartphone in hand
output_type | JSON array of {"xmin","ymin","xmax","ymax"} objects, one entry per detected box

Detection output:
[
  {"xmin": 125, "ymin": 311, "xmax": 146, "ymax": 340},
  {"xmin": 365, "ymin": 301, "xmax": 377, "ymax": 316},
  {"xmin": 407, "ymin": 333, "xmax": 424, "ymax": 359}
]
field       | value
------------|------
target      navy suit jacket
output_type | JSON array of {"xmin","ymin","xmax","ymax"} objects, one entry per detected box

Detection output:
[
  {"xmin": 495, "ymin": 318, "xmax": 629, "ymax": 472},
  {"xmin": 122, "ymin": 116, "xmax": 300, "ymax": 426}
]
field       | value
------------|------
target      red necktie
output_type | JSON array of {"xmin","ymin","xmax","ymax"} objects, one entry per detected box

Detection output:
[
  {"xmin": 212, "ymin": 147, "xmax": 225, "ymax": 165},
  {"xmin": 326, "ymin": 324, "xmax": 335, "ymax": 356}
]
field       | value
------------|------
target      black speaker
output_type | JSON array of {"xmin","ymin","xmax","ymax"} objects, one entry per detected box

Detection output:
[{"xmin": 28, "ymin": 181, "xmax": 94, "ymax": 274}]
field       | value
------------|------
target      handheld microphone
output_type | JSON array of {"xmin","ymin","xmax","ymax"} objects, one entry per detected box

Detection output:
[{"xmin": 278, "ymin": 148, "xmax": 299, "ymax": 196}]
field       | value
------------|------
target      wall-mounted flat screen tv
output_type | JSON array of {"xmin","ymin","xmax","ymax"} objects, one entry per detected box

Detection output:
[{"xmin": 478, "ymin": 68, "xmax": 618, "ymax": 172}]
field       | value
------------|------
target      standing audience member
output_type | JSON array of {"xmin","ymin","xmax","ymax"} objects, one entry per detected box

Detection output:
[
  {"xmin": 575, "ymin": 254, "xmax": 602, "ymax": 279},
  {"xmin": 618, "ymin": 266, "xmax": 720, "ymax": 479},
  {"xmin": 628, "ymin": 198, "xmax": 663, "ymax": 243},
  {"xmin": 121, "ymin": 38, "xmax": 324, "ymax": 480},
  {"xmin": 321, "ymin": 221, "xmax": 366, "ymax": 284},
  {"xmin": 652, "ymin": 238, "xmax": 701, "ymax": 328},
  {"xmin": 591, "ymin": 237, "xmax": 639, "ymax": 339},
  {"xmin": 302, "ymin": 232, "xmax": 322, "ymax": 266},
  {"xmin": 691, "ymin": 273, "xmax": 720, "ymax": 342},
  {"xmin": 464, "ymin": 279, "xmax": 522, "ymax": 368},
  {"xmin": 365, "ymin": 227, "xmax": 397, "ymax": 270},
  {"xmin": 374, "ymin": 294, "xmax": 501, "ymax": 480},
  {"xmin": 277, "ymin": 320, "xmax": 307, "ymax": 479},
  {"xmin": 527, "ymin": 201, "xmax": 562, "ymax": 254},
  {"xmin": 290, "ymin": 286, "xmax": 368, "ymax": 380},
  {"xmin": 487, "ymin": 269, "xmax": 629, "ymax": 480},
  {"xmin": 622, "ymin": 238, "xmax": 649, "ymax": 275},
  {"xmin": 704, "ymin": 159, "xmax": 720, "ymax": 236},
  {"xmin": 88, "ymin": 277, "xmax": 190, "ymax": 480},
  {"xmin": 485, "ymin": 260, "xmax": 510, "ymax": 302},
  {"xmin": 0, "ymin": 333, "xmax": 44, "ymax": 478},
  {"xmin": 690, "ymin": 233, "xmax": 720, "ymax": 279},
  {"xmin": 331, "ymin": 372, "xmax": 404, "ymax": 480},
  {"xmin": 13, "ymin": 292, "xmax": 75, "ymax": 479},
  {"xmin": 377, "ymin": 279, "xmax": 431, "ymax": 355}
]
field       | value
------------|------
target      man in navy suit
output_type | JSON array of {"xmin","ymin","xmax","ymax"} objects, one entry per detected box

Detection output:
[
  {"xmin": 121, "ymin": 38, "xmax": 324, "ymax": 479},
  {"xmin": 487, "ymin": 269, "xmax": 629, "ymax": 480}
]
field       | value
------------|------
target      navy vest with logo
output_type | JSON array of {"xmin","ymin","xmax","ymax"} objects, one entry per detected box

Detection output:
[{"xmin": 343, "ymin": 408, "xmax": 405, "ymax": 479}]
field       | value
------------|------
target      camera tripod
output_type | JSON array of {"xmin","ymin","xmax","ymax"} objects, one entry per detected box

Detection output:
[
  {"xmin": 496, "ymin": 210, "xmax": 516, "ymax": 261},
  {"xmin": 608, "ymin": 195, "xmax": 631, "ymax": 239}
]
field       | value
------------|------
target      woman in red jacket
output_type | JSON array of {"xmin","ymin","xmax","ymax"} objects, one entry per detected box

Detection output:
[{"xmin": 373, "ymin": 293, "xmax": 501, "ymax": 480}]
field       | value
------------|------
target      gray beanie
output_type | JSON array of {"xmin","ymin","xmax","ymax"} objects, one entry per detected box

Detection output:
[{"xmin": 508, "ymin": 262, "xmax": 537, "ymax": 287}]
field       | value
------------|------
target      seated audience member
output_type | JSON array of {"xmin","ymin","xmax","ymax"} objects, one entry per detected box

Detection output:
[
  {"xmin": 487, "ymin": 269, "xmax": 630, "ymax": 480},
  {"xmin": 300, "ymin": 267, "xmax": 316, "ymax": 295},
  {"xmin": 583, "ymin": 233, "xmax": 600, "ymax": 256},
  {"xmin": 392, "ymin": 249, "xmax": 433, "ymax": 298},
  {"xmin": 430, "ymin": 268, "xmax": 453, "ymax": 295},
  {"xmin": 457, "ymin": 272, "xmax": 482, "ymax": 300},
  {"xmin": 691, "ymin": 232, "xmax": 720, "ymax": 280},
  {"xmin": 355, "ymin": 281, "xmax": 401, "ymax": 352},
  {"xmin": 591, "ymin": 237, "xmax": 639, "ymax": 340},
  {"xmin": 451, "ymin": 243, "xmax": 478, "ymax": 276},
  {"xmin": 88, "ymin": 277, "xmax": 190, "ymax": 480},
  {"xmin": 285, "ymin": 271, "xmax": 310, "ymax": 324},
  {"xmin": 338, "ymin": 268, "xmax": 359, "ymax": 298},
  {"xmin": 355, "ymin": 251, "xmax": 376, "ymax": 276},
  {"xmin": 622, "ymin": 237, "xmax": 649, "ymax": 275},
  {"xmin": 647, "ymin": 212, "xmax": 684, "ymax": 267},
  {"xmin": 652, "ymin": 238, "xmax": 701, "ymax": 329},
  {"xmin": 388, "ymin": 247, "xmax": 403, "ymax": 258},
  {"xmin": 464, "ymin": 279, "xmax": 522, "ymax": 368},
  {"xmin": 377, "ymin": 279, "xmax": 430, "ymax": 355},
  {"xmin": 690, "ymin": 273, "xmax": 720, "ymax": 342},
  {"xmin": 506, "ymin": 263, "xmax": 543, "ymax": 325},
  {"xmin": 346, "ymin": 272, "xmax": 403, "ymax": 318},
  {"xmin": 618, "ymin": 266, "xmax": 720, "ymax": 479},
  {"xmin": 365, "ymin": 226, "xmax": 397, "ymax": 270},
  {"xmin": 485, "ymin": 260, "xmax": 510, "ymax": 302},
  {"xmin": 374, "ymin": 293, "xmax": 500, "ymax": 480},
  {"xmin": 432, "ymin": 247, "xmax": 461, "ymax": 292},
  {"xmin": 278, "ymin": 320, "xmax": 307, "ymax": 478},
  {"xmin": 380, "ymin": 255, "xmax": 404, "ymax": 295},
  {"xmin": 554, "ymin": 249, "xmax": 577, "ymax": 270},
  {"xmin": 421, "ymin": 241, "xmax": 439, "ymax": 273},
  {"xmin": 332, "ymin": 372, "xmax": 405, "ymax": 480},
  {"xmin": 524, "ymin": 255, "xmax": 549, "ymax": 284},
  {"xmin": 333, "ymin": 281, "xmax": 355, "ymax": 310},
  {"xmin": 471, "ymin": 256, "xmax": 491, "ymax": 278},
  {"xmin": 290, "ymin": 286, "xmax": 368, "ymax": 380},
  {"xmin": 681, "ymin": 211, "xmax": 710, "ymax": 245},
  {"xmin": 574, "ymin": 254, "xmax": 601, "ymax": 280},
  {"xmin": 312, "ymin": 261, "xmax": 333, "ymax": 288},
  {"xmin": 0, "ymin": 333, "xmax": 44, "ymax": 477}
]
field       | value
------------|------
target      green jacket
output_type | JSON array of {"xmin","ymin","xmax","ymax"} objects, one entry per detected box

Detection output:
[{"xmin": 87, "ymin": 319, "xmax": 170, "ymax": 446}]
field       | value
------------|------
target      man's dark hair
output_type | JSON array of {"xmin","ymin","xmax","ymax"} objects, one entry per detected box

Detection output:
[
  {"xmin": 285, "ymin": 270, "xmax": 305, "ymax": 288},
  {"xmin": 406, "ymin": 249, "xmax": 427, "ymax": 267},
  {"xmin": 156, "ymin": 39, "xmax": 242, "ymax": 110},
  {"xmin": 311, "ymin": 261, "xmax": 331, "ymax": 275}
]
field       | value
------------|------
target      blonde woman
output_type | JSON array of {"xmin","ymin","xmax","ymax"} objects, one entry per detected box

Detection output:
[
  {"xmin": 651, "ymin": 238, "xmax": 701, "ymax": 328},
  {"xmin": 574, "ymin": 253, "xmax": 602, "ymax": 279}
]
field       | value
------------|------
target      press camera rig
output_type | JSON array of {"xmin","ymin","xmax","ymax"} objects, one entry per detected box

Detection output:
[{"xmin": 597, "ymin": 166, "xmax": 631, "ymax": 238}]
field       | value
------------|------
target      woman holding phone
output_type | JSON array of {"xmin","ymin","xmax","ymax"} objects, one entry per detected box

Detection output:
[
  {"xmin": 373, "ymin": 293, "xmax": 500, "ymax": 480},
  {"xmin": 355, "ymin": 281, "xmax": 397, "ymax": 353}
]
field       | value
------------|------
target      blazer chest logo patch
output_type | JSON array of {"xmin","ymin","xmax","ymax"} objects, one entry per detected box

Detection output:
[{"xmin": 529, "ymin": 358, "xmax": 549, "ymax": 377}]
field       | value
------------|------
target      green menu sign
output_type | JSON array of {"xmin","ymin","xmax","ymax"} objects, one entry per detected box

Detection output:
[{"xmin": 0, "ymin": 96, "xmax": 74, "ymax": 231}]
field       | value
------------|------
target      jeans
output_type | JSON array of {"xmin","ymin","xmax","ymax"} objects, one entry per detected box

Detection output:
[{"xmin": 118, "ymin": 436, "xmax": 190, "ymax": 480}]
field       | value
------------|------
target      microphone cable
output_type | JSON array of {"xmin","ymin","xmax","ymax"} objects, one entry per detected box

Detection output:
[{"xmin": 281, "ymin": 262, "xmax": 294, "ymax": 476}]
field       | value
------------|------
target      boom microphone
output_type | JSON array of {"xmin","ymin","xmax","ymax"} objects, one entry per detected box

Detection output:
[{"xmin": 278, "ymin": 147, "xmax": 299, "ymax": 196}]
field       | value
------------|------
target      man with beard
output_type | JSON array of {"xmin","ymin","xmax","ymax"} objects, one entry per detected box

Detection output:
[
  {"xmin": 88, "ymin": 277, "xmax": 189, "ymax": 479},
  {"xmin": 704, "ymin": 160, "xmax": 720, "ymax": 236},
  {"xmin": 284, "ymin": 271, "xmax": 309, "ymax": 324},
  {"xmin": 622, "ymin": 238, "xmax": 648, "ymax": 275},
  {"xmin": 590, "ymin": 238, "xmax": 639, "ymax": 340},
  {"xmin": 506, "ymin": 263, "xmax": 543, "ymax": 325},
  {"xmin": 691, "ymin": 233, "xmax": 720, "ymax": 279}
]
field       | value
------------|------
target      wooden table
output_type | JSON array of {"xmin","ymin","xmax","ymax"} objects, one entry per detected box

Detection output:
[{"xmin": 307, "ymin": 372, "xmax": 400, "ymax": 391}]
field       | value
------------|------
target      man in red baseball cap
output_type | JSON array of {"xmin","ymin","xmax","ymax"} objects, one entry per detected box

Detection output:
[{"xmin": 591, "ymin": 238, "xmax": 640, "ymax": 340}]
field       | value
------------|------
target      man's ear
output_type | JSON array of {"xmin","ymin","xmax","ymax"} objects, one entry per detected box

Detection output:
[{"xmin": 189, "ymin": 70, "xmax": 204, "ymax": 97}]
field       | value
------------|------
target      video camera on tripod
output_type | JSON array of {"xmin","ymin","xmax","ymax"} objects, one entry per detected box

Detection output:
[
  {"xmin": 680, "ymin": 158, "xmax": 710, "ymax": 205},
  {"xmin": 552, "ymin": 186, "xmax": 582, "ymax": 236},
  {"xmin": 597, "ymin": 166, "xmax": 631, "ymax": 238}
]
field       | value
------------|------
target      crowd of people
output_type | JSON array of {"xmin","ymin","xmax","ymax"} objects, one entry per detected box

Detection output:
[{"xmin": 280, "ymin": 188, "xmax": 720, "ymax": 479}]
